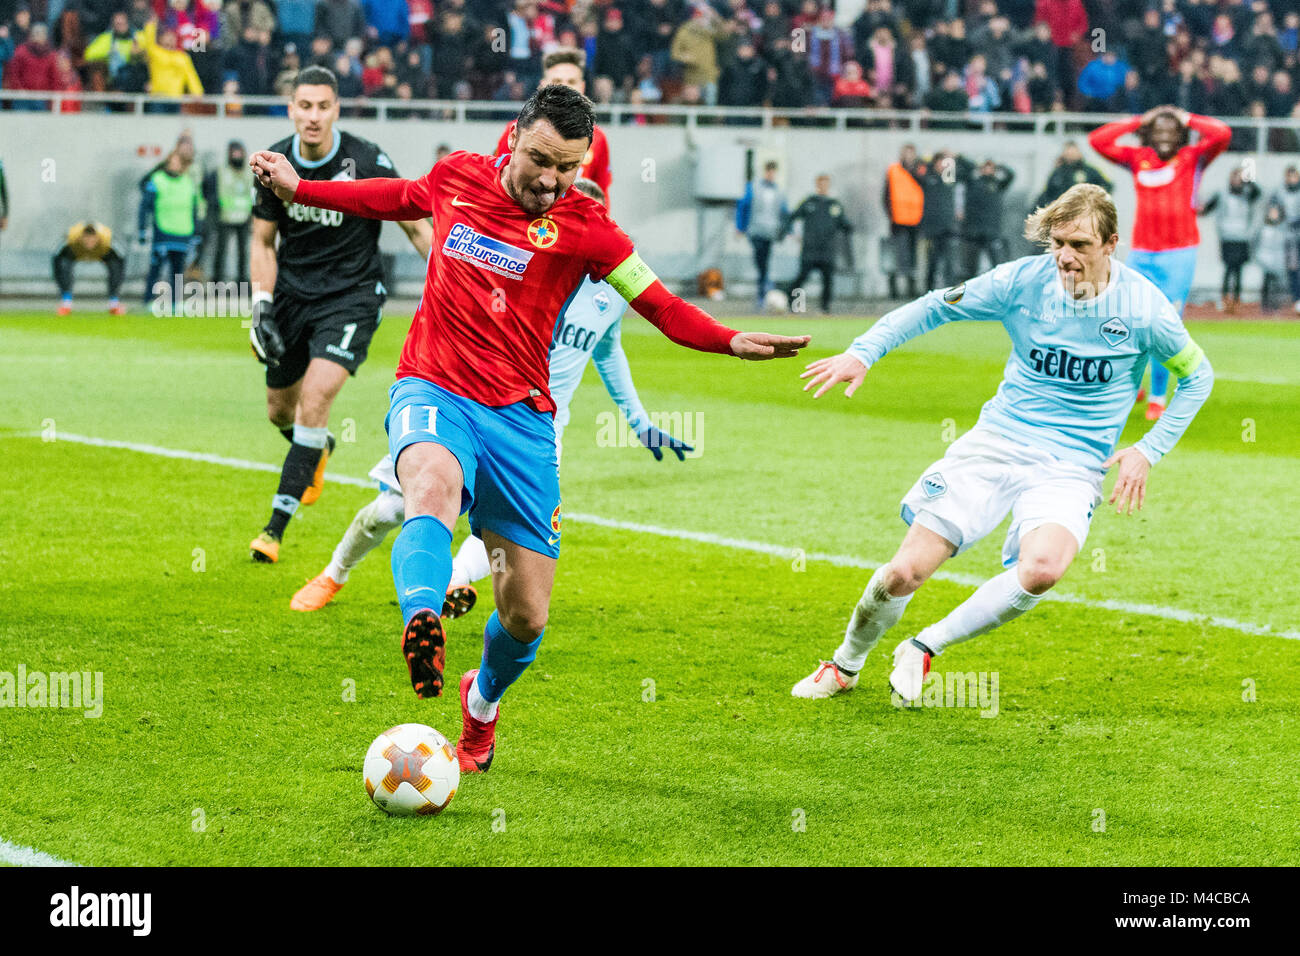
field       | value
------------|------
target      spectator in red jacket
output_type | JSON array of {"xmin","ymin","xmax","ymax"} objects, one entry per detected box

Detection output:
[
  {"xmin": 5, "ymin": 22, "xmax": 61, "ymax": 103},
  {"xmin": 831, "ymin": 59, "xmax": 873, "ymax": 106},
  {"xmin": 1034, "ymin": 0, "xmax": 1087, "ymax": 104}
]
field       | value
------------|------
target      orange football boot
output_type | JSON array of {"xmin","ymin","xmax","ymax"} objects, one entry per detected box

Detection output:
[
  {"xmin": 290, "ymin": 572, "xmax": 344, "ymax": 611},
  {"xmin": 442, "ymin": 584, "xmax": 478, "ymax": 620},
  {"xmin": 299, "ymin": 433, "xmax": 336, "ymax": 506},
  {"xmin": 250, "ymin": 531, "xmax": 281, "ymax": 563}
]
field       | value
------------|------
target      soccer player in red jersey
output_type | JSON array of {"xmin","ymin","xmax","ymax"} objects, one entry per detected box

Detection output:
[
  {"xmin": 1089, "ymin": 105, "xmax": 1230, "ymax": 419},
  {"xmin": 495, "ymin": 48, "xmax": 612, "ymax": 201},
  {"xmin": 251, "ymin": 84, "xmax": 808, "ymax": 773}
]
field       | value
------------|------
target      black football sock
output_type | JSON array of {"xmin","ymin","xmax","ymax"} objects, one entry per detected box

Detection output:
[
  {"xmin": 279, "ymin": 426, "xmax": 295, "ymax": 443},
  {"xmin": 264, "ymin": 442, "xmax": 323, "ymax": 539}
]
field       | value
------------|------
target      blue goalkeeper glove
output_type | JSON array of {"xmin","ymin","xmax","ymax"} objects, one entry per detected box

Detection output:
[{"xmin": 638, "ymin": 426, "xmax": 693, "ymax": 461}]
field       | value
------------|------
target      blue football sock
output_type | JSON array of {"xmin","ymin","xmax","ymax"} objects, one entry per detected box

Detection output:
[
  {"xmin": 391, "ymin": 515, "xmax": 453, "ymax": 625},
  {"xmin": 1150, "ymin": 358, "xmax": 1169, "ymax": 402},
  {"xmin": 475, "ymin": 610, "xmax": 542, "ymax": 703}
]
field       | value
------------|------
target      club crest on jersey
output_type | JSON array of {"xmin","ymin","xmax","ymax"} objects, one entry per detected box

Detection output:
[
  {"xmin": 593, "ymin": 289, "xmax": 612, "ymax": 314},
  {"xmin": 527, "ymin": 217, "xmax": 559, "ymax": 249},
  {"xmin": 943, "ymin": 283, "xmax": 966, "ymax": 304},
  {"xmin": 1099, "ymin": 317, "xmax": 1130, "ymax": 348},
  {"xmin": 921, "ymin": 472, "xmax": 947, "ymax": 499},
  {"xmin": 442, "ymin": 222, "xmax": 534, "ymax": 280}
]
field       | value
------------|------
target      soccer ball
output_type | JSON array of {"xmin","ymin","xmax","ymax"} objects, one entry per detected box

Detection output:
[
  {"xmin": 363, "ymin": 723, "xmax": 460, "ymax": 816},
  {"xmin": 764, "ymin": 288, "xmax": 789, "ymax": 313}
]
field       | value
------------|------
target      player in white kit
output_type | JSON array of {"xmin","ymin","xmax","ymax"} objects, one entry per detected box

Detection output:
[
  {"xmin": 289, "ymin": 179, "xmax": 692, "ymax": 613},
  {"xmin": 791, "ymin": 184, "xmax": 1214, "ymax": 702}
]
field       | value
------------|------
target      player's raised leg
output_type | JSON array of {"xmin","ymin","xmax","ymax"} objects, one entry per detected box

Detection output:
[
  {"xmin": 792, "ymin": 522, "xmax": 953, "ymax": 698},
  {"xmin": 392, "ymin": 438, "xmax": 465, "ymax": 699},
  {"xmin": 290, "ymin": 489, "xmax": 405, "ymax": 610},
  {"xmin": 459, "ymin": 530, "xmax": 555, "ymax": 774}
]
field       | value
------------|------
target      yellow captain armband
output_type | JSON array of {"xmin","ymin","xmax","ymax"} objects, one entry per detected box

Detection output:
[
  {"xmin": 1161, "ymin": 339, "xmax": 1206, "ymax": 378},
  {"xmin": 606, "ymin": 252, "xmax": 657, "ymax": 302}
]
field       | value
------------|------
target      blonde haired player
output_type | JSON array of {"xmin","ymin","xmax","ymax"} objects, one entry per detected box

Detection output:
[{"xmin": 792, "ymin": 184, "xmax": 1214, "ymax": 701}]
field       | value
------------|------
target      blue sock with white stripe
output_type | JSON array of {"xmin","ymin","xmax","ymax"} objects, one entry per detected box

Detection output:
[
  {"xmin": 391, "ymin": 515, "xmax": 453, "ymax": 625},
  {"xmin": 474, "ymin": 611, "xmax": 542, "ymax": 706}
]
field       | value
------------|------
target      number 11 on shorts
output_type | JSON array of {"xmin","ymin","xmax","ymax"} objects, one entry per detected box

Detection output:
[{"xmin": 397, "ymin": 404, "xmax": 438, "ymax": 439}]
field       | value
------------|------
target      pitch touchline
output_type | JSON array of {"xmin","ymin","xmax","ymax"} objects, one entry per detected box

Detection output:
[
  {"xmin": 0, "ymin": 838, "xmax": 79, "ymax": 867},
  {"xmin": 27, "ymin": 431, "xmax": 1300, "ymax": 642}
]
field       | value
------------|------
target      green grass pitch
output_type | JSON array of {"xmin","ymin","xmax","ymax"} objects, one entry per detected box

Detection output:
[{"xmin": 0, "ymin": 308, "xmax": 1296, "ymax": 866}]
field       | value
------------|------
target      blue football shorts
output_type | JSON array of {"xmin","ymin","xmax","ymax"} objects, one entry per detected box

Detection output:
[{"xmin": 386, "ymin": 376, "xmax": 562, "ymax": 558}]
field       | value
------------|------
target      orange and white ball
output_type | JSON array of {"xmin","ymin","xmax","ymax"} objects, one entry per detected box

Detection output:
[{"xmin": 363, "ymin": 723, "xmax": 459, "ymax": 816}]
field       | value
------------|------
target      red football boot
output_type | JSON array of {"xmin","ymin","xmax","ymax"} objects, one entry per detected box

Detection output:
[{"xmin": 456, "ymin": 669, "xmax": 497, "ymax": 773}]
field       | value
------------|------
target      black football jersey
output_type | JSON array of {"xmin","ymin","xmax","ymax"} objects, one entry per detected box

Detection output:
[{"xmin": 253, "ymin": 129, "xmax": 402, "ymax": 300}]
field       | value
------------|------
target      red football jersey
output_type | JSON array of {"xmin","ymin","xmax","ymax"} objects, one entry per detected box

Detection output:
[
  {"xmin": 496, "ymin": 120, "xmax": 612, "ymax": 199},
  {"xmin": 1089, "ymin": 114, "xmax": 1231, "ymax": 252},
  {"xmin": 292, "ymin": 151, "xmax": 735, "ymax": 413}
]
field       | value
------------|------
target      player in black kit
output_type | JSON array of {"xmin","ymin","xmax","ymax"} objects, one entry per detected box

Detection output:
[{"xmin": 247, "ymin": 66, "xmax": 432, "ymax": 563}]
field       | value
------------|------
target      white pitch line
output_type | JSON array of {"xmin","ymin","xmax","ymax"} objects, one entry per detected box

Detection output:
[
  {"xmin": 564, "ymin": 512, "xmax": 1299, "ymax": 640},
  {"xmin": 24, "ymin": 431, "xmax": 1300, "ymax": 642},
  {"xmin": 0, "ymin": 838, "xmax": 79, "ymax": 867}
]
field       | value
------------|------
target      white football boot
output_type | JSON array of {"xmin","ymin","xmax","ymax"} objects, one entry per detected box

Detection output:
[
  {"xmin": 889, "ymin": 638, "xmax": 932, "ymax": 703},
  {"xmin": 791, "ymin": 660, "xmax": 859, "ymax": 698}
]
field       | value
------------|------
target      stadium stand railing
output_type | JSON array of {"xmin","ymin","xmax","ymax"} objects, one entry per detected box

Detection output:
[{"xmin": 2, "ymin": 90, "xmax": 1298, "ymax": 151}]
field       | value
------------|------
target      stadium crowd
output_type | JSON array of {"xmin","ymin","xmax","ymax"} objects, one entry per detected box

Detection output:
[{"xmin": 3, "ymin": 0, "xmax": 1300, "ymax": 116}]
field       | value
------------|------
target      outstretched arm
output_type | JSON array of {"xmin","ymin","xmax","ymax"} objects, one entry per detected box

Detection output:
[
  {"xmin": 604, "ymin": 251, "xmax": 810, "ymax": 360},
  {"xmin": 249, "ymin": 150, "xmax": 432, "ymax": 220},
  {"xmin": 802, "ymin": 260, "xmax": 1012, "ymax": 397}
]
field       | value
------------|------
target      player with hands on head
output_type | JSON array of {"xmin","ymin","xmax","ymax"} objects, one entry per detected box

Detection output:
[
  {"xmin": 793, "ymin": 183, "xmax": 1212, "ymax": 704},
  {"xmin": 254, "ymin": 83, "xmax": 807, "ymax": 777}
]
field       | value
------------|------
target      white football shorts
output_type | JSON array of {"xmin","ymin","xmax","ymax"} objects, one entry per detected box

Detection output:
[
  {"xmin": 369, "ymin": 454, "xmax": 400, "ymax": 494},
  {"xmin": 899, "ymin": 428, "xmax": 1104, "ymax": 568}
]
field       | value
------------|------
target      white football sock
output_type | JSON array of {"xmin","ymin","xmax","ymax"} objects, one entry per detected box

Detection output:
[
  {"xmin": 918, "ymin": 567, "xmax": 1042, "ymax": 655},
  {"xmin": 831, "ymin": 565, "xmax": 914, "ymax": 674},
  {"xmin": 449, "ymin": 534, "xmax": 492, "ymax": 588},
  {"xmin": 325, "ymin": 491, "xmax": 405, "ymax": 583},
  {"xmin": 466, "ymin": 677, "xmax": 498, "ymax": 723}
]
